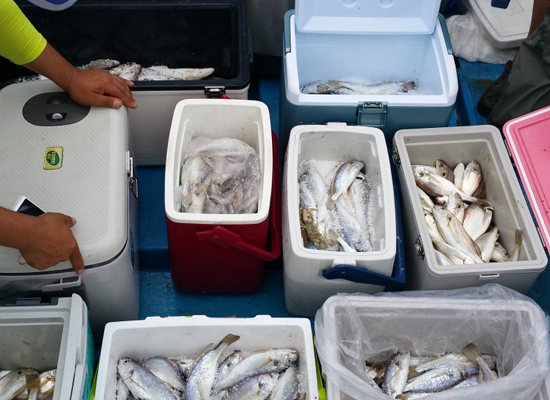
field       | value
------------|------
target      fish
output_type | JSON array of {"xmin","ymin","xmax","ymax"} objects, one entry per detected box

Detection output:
[
  {"xmin": 453, "ymin": 163, "xmax": 465, "ymax": 189},
  {"xmin": 413, "ymin": 353, "xmax": 477, "ymax": 377},
  {"xmin": 222, "ymin": 373, "xmax": 280, "ymax": 400},
  {"xmin": 382, "ymin": 352, "xmax": 411, "ymax": 398},
  {"xmin": 432, "ymin": 206, "xmax": 483, "ymax": 263},
  {"xmin": 432, "ymin": 239, "xmax": 478, "ymax": 265},
  {"xmin": 403, "ymin": 365, "xmax": 464, "ymax": 393},
  {"xmin": 462, "ymin": 344, "xmax": 498, "ymax": 382},
  {"xmin": 109, "ymin": 63, "xmax": 142, "ymax": 81},
  {"xmin": 396, "ymin": 394, "xmax": 431, "ymax": 400},
  {"xmin": 270, "ymin": 367, "xmax": 299, "ymax": 400},
  {"xmin": 141, "ymin": 357, "xmax": 185, "ymax": 391},
  {"xmin": 0, "ymin": 370, "xmax": 39, "ymax": 400},
  {"xmin": 434, "ymin": 250, "xmax": 452, "ymax": 265},
  {"xmin": 180, "ymin": 156, "xmax": 213, "ymax": 213},
  {"xmin": 328, "ymin": 161, "xmax": 364, "ymax": 207},
  {"xmin": 215, "ymin": 351, "xmax": 244, "ymax": 385},
  {"xmin": 301, "ymin": 80, "xmax": 418, "ymax": 95},
  {"xmin": 213, "ymin": 349, "xmax": 298, "ymax": 391},
  {"xmin": 37, "ymin": 370, "xmax": 56, "ymax": 400},
  {"xmin": 461, "ymin": 161, "xmax": 483, "ymax": 196},
  {"xmin": 336, "ymin": 236, "xmax": 357, "ymax": 252},
  {"xmin": 491, "ymin": 242, "xmax": 510, "ymax": 262},
  {"xmin": 462, "ymin": 204, "xmax": 493, "ymax": 241},
  {"xmin": 475, "ymin": 227, "xmax": 499, "ymax": 263},
  {"xmin": 169, "ymin": 358, "xmax": 195, "ymax": 380},
  {"xmin": 185, "ymin": 334, "xmax": 240, "ymax": 400},
  {"xmin": 116, "ymin": 376, "xmax": 136, "ymax": 400},
  {"xmin": 118, "ymin": 358, "xmax": 180, "ymax": 400},
  {"xmin": 417, "ymin": 188, "xmax": 434, "ymax": 212},
  {"xmin": 511, "ymin": 230, "xmax": 523, "ymax": 262},
  {"xmin": 472, "ymin": 176, "xmax": 487, "ymax": 199},
  {"xmin": 446, "ymin": 192, "xmax": 465, "ymax": 224},
  {"xmin": 435, "ymin": 159, "xmax": 454, "ymax": 182},
  {"xmin": 424, "ymin": 210, "xmax": 444, "ymax": 242},
  {"xmin": 79, "ymin": 59, "xmax": 121, "ymax": 70},
  {"xmin": 138, "ymin": 66, "xmax": 215, "ymax": 81},
  {"xmin": 452, "ymin": 374, "xmax": 479, "ymax": 388}
]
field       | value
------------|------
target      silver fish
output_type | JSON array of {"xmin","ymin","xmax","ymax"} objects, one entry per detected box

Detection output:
[
  {"xmin": 138, "ymin": 66, "xmax": 215, "ymax": 81},
  {"xmin": 270, "ymin": 367, "xmax": 299, "ymax": 400},
  {"xmin": 446, "ymin": 193, "xmax": 465, "ymax": 224},
  {"xmin": 461, "ymin": 344, "xmax": 498, "ymax": 382},
  {"xmin": 301, "ymin": 79, "xmax": 418, "ymax": 95},
  {"xmin": 118, "ymin": 358, "xmax": 179, "ymax": 400},
  {"xmin": 472, "ymin": 176, "xmax": 487, "ymax": 199},
  {"xmin": 403, "ymin": 365, "xmax": 463, "ymax": 393},
  {"xmin": 109, "ymin": 63, "xmax": 142, "ymax": 81},
  {"xmin": 432, "ymin": 239, "xmax": 478, "ymax": 265},
  {"xmin": 511, "ymin": 230, "xmax": 523, "ymax": 262},
  {"xmin": 432, "ymin": 206, "xmax": 483, "ymax": 263},
  {"xmin": 181, "ymin": 156, "xmax": 213, "ymax": 213},
  {"xmin": 185, "ymin": 334, "xmax": 240, "ymax": 400},
  {"xmin": 425, "ymin": 211, "xmax": 444, "ymax": 242},
  {"xmin": 435, "ymin": 159, "xmax": 454, "ymax": 182},
  {"xmin": 417, "ymin": 188, "xmax": 434, "ymax": 212},
  {"xmin": 38, "ymin": 369, "xmax": 56, "ymax": 400},
  {"xmin": 413, "ymin": 165, "xmax": 437, "ymax": 175},
  {"xmin": 382, "ymin": 352, "xmax": 410, "ymax": 398},
  {"xmin": 169, "ymin": 358, "xmax": 195, "ymax": 380},
  {"xmin": 491, "ymin": 242, "xmax": 510, "ymax": 262},
  {"xmin": 222, "ymin": 373, "xmax": 280, "ymax": 400},
  {"xmin": 328, "ymin": 161, "xmax": 363, "ymax": 207},
  {"xmin": 79, "ymin": 59, "xmax": 120, "ymax": 70},
  {"xmin": 0, "ymin": 370, "xmax": 39, "ymax": 400},
  {"xmin": 116, "ymin": 376, "xmax": 136, "ymax": 400},
  {"xmin": 461, "ymin": 161, "xmax": 483, "ymax": 196},
  {"xmin": 409, "ymin": 356, "xmax": 438, "ymax": 367},
  {"xmin": 213, "ymin": 349, "xmax": 298, "ymax": 391},
  {"xmin": 452, "ymin": 374, "xmax": 479, "ymax": 388},
  {"xmin": 463, "ymin": 204, "xmax": 493, "ymax": 241},
  {"xmin": 414, "ymin": 354, "xmax": 477, "ymax": 378},
  {"xmin": 336, "ymin": 236, "xmax": 357, "ymax": 253},
  {"xmin": 434, "ymin": 250, "xmax": 452, "ymax": 265},
  {"xmin": 476, "ymin": 227, "xmax": 499, "ymax": 263},
  {"xmin": 481, "ymin": 354, "xmax": 498, "ymax": 371},
  {"xmin": 215, "ymin": 351, "xmax": 244, "ymax": 385},
  {"xmin": 453, "ymin": 163, "xmax": 465, "ymax": 189},
  {"xmin": 142, "ymin": 357, "xmax": 185, "ymax": 391},
  {"xmin": 396, "ymin": 394, "xmax": 431, "ymax": 400}
]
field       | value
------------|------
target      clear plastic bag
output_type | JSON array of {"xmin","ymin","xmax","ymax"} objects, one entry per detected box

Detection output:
[{"xmin": 314, "ymin": 284, "xmax": 550, "ymax": 400}]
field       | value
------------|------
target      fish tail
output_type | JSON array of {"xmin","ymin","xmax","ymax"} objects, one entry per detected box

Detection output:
[
  {"xmin": 219, "ymin": 334, "xmax": 240, "ymax": 347},
  {"xmin": 461, "ymin": 343, "xmax": 481, "ymax": 364}
]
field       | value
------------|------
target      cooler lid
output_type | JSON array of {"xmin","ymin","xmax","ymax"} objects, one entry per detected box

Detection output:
[
  {"xmin": 503, "ymin": 106, "xmax": 550, "ymax": 250},
  {"xmin": 295, "ymin": 0, "xmax": 441, "ymax": 35},
  {"xmin": 0, "ymin": 80, "xmax": 128, "ymax": 274}
]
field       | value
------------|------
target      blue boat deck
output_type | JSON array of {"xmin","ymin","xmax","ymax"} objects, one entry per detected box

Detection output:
[{"xmin": 136, "ymin": 58, "xmax": 550, "ymax": 321}]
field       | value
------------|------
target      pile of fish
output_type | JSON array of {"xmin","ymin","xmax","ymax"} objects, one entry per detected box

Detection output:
[
  {"xmin": 367, "ymin": 343, "xmax": 498, "ymax": 399},
  {"xmin": 116, "ymin": 334, "xmax": 304, "ymax": 400},
  {"xmin": 178, "ymin": 137, "xmax": 261, "ymax": 214},
  {"xmin": 79, "ymin": 59, "xmax": 215, "ymax": 81},
  {"xmin": 0, "ymin": 369, "xmax": 56, "ymax": 400},
  {"xmin": 301, "ymin": 80, "xmax": 420, "ymax": 95},
  {"xmin": 413, "ymin": 160, "xmax": 522, "ymax": 265},
  {"xmin": 299, "ymin": 160, "xmax": 376, "ymax": 252}
]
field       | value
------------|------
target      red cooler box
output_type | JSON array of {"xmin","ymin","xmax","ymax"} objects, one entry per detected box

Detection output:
[{"xmin": 164, "ymin": 99, "xmax": 281, "ymax": 293}]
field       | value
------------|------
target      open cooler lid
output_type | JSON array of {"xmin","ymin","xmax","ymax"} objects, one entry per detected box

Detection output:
[
  {"xmin": 503, "ymin": 106, "xmax": 550, "ymax": 250},
  {"xmin": 0, "ymin": 80, "xmax": 128, "ymax": 274},
  {"xmin": 295, "ymin": 0, "xmax": 441, "ymax": 34}
]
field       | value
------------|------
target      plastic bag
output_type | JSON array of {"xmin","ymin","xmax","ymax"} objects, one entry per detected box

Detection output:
[
  {"xmin": 446, "ymin": 13, "xmax": 517, "ymax": 64},
  {"xmin": 314, "ymin": 284, "xmax": 550, "ymax": 400}
]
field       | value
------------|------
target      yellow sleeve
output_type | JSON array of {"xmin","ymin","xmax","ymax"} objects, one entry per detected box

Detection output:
[{"xmin": 0, "ymin": 0, "xmax": 47, "ymax": 65}]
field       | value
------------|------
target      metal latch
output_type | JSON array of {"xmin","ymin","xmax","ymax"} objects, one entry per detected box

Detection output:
[
  {"xmin": 503, "ymin": 139, "xmax": 515, "ymax": 167},
  {"xmin": 536, "ymin": 226, "xmax": 547, "ymax": 249},
  {"xmin": 126, "ymin": 151, "xmax": 139, "ymax": 199},
  {"xmin": 205, "ymin": 86, "xmax": 226, "ymax": 98},
  {"xmin": 392, "ymin": 146, "xmax": 401, "ymax": 168},
  {"xmin": 357, "ymin": 102, "xmax": 388, "ymax": 128},
  {"xmin": 415, "ymin": 236, "xmax": 425, "ymax": 260}
]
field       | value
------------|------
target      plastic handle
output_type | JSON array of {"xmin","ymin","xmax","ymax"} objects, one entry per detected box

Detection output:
[
  {"xmin": 196, "ymin": 132, "xmax": 282, "ymax": 263},
  {"xmin": 41, "ymin": 275, "xmax": 82, "ymax": 292},
  {"xmin": 438, "ymin": 14, "xmax": 453, "ymax": 55},
  {"xmin": 70, "ymin": 364, "xmax": 87, "ymax": 400},
  {"xmin": 322, "ymin": 264, "xmax": 403, "ymax": 287},
  {"xmin": 284, "ymin": 10, "xmax": 295, "ymax": 54}
]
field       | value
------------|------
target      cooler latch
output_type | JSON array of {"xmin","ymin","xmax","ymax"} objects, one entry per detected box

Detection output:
[
  {"xmin": 392, "ymin": 146, "xmax": 401, "ymax": 168},
  {"xmin": 357, "ymin": 102, "xmax": 388, "ymax": 128},
  {"xmin": 126, "ymin": 151, "xmax": 139, "ymax": 199},
  {"xmin": 205, "ymin": 86, "xmax": 226, "ymax": 98},
  {"xmin": 415, "ymin": 236, "xmax": 425, "ymax": 260}
]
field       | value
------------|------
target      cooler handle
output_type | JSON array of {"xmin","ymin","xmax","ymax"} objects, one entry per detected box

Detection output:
[
  {"xmin": 41, "ymin": 275, "xmax": 82, "ymax": 292},
  {"xmin": 284, "ymin": 10, "xmax": 295, "ymax": 54},
  {"xmin": 438, "ymin": 14, "xmax": 453, "ymax": 55},
  {"xmin": 322, "ymin": 264, "xmax": 402, "ymax": 288},
  {"xmin": 70, "ymin": 363, "xmax": 86, "ymax": 400}
]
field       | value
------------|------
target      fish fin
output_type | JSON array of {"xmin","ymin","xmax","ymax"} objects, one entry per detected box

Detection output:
[
  {"xmin": 218, "ymin": 334, "xmax": 240, "ymax": 348},
  {"xmin": 511, "ymin": 230, "xmax": 523, "ymax": 262},
  {"xmin": 461, "ymin": 343, "xmax": 481, "ymax": 364}
]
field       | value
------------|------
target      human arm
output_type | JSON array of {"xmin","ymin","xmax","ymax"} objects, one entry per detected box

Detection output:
[{"xmin": 0, "ymin": 207, "xmax": 84, "ymax": 274}]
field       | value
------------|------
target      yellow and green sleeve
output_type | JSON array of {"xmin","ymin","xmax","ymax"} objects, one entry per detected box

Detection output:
[{"xmin": 0, "ymin": 0, "xmax": 46, "ymax": 65}]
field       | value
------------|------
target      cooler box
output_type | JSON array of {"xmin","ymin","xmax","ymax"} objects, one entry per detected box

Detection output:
[
  {"xmin": 392, "ymin": 125, "xmax": 547, "ymax": 292},
  {"xmin": 279, "ymin": 0, "xmax": 459, "ymax": 159},
  {"xmin": 164, "ymin": 99, "xmax": 281, "ymax": 294},
  {"xmin": 94, "ymin": 315, "xmax": 319, "ymax": 400},
  {"xmin": 0, "ymin": 0, "xmax": 251, "ymax": 166},
  {"xmin": 463, "ymin": 0, "xmax": 533, "ymax": 49},
  {"xmin": 282, "ymin": 123, "xmax": 404, "ymax": 317},
  {"xmin": 0, "ymin": 294, "xmax": 93, "ymax": 400},
  {"xmin": 0, "ymin": 80, "xmax": 139, "ymax": 340}
]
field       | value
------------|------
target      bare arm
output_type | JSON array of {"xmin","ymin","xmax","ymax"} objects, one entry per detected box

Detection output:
[{"xmin": 0, "ymin": 207, "xmax": 84, "ymax": 274}]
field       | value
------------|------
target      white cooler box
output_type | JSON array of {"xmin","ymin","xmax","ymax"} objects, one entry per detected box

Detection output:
[
  {"xmin": 392, "ymin": 125, "xmax": 547, "ymax": 292},
  {"xmin": 0, "ymin": 80, "xmax": 139, "ymax": 340},
  {"xmin": 94, "ymin": 315, "xmax": 319, "ymax": 400},
  {"xmin": 0, "ymin": 294, "xmax": 93, "ymax": 400},
  {"xmin": 282, "ymin": 123, "xmax": 398, "ymax": 317},
  {"xmin": 279, "ymin": 0, "xmax": 459, "ymax": 160}
]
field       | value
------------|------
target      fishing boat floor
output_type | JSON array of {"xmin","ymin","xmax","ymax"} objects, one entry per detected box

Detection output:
[{"xmin": 137, "ymin": 58, "xmax": 550, "ymax": 322}]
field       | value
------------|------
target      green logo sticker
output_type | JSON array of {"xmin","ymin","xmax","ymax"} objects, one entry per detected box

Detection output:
[
  {"xmin": 46, "ymin": 151, "xmax": 60, "ymax": 165},
  {"xmin": 43, "ymin": 147, "xmax": 63, "ymax": 170}
]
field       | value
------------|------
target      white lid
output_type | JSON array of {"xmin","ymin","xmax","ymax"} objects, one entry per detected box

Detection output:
[
  {"xmin": 0, "ymin": 81, "xmax": 128, "ymax": 274},
  {"xmin": 463, "ymin": 0, "xmax": 533, "ymax": 49},
  {"xmin": 295, "ymin": 0, "xmax": 441, "ymax": 34}
]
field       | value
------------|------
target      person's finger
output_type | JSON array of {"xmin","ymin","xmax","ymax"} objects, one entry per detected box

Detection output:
[
  {"xmin": 106, "ymin": 81, "xmax": 137, "ymax": 109},
  {"xmin": 69, "ymin": 246, "xmax": 85, "ymax": 275},
  {"xmin": 64, "ymin": 215, "xmax": 77, "ymax": 228},
  {"xmin": 87, "ymin": 92, "xmax": 123, "ymax": 109}
]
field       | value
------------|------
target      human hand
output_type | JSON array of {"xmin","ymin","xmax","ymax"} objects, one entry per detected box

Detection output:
[
  {"xmin": 19, "ymin": 213, "xmax": 84, "ymax": 275},
  {"xmin": 65, "ymin": 69, "xmax": 137, "ymax": 109}
]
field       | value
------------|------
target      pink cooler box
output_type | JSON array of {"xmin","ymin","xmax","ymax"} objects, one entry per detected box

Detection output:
[{"xmin": 165, "ymin": 99, "xmax": 281, "ymax": 294}]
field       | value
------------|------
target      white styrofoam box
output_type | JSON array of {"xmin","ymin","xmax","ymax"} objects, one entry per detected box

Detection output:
[
  {"xmin": 165, "ymin": 98, "xmax": 273, "ymax": 225},
  {"xmin": 0, "ymin": 294, "xmax": 92, "ymax": 400},
  {"xmin": 393, "ymin": 125, "xmax": 547, "ymax": 292},
  {"xmin": 94, "ymin": 315, "xmax": 319, "ymax": 400},
  {"xmin": 283, "ymin": 123, "xmax": 396, "ymax": 317},
  {"xmin": 317, "ymin": 293, "xmax": 550, "ymax": 400},
  {"xmin": 463, "ymin": 0, "xmax": 534, "ymax": 49},
  {"xmin": 130, "ymin": 87, "xmax": 249, "ymax": 165},
  {"xmin": 295, "ymin": 0, "xmax": 440, "ymax": 35}
]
